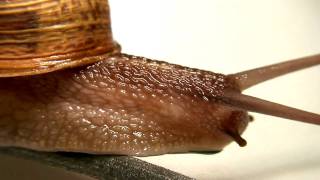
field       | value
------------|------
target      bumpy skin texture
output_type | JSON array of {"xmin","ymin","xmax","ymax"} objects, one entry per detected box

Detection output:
[{"xmin": 0, "ymin": 54, "xmax": 249, "ymax": 156}]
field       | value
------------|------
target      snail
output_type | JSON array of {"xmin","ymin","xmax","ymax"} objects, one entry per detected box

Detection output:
[{"xmin": 0, "ymin": 0, "xmax": 319, "ymax": 156}]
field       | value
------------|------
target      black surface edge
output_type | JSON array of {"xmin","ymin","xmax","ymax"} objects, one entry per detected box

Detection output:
[{"xmin": 0, "ymin": 147, "xmax": 193, "ymax": 180}]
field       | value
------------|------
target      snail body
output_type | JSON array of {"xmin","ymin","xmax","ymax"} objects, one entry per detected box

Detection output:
[
  {"xmin": 0, "ymin": 54, "xmax": 249, "ymax": 155},
  {"xmin": 0, "ymin": 0, "xmax": 319, "ymax": 156}
]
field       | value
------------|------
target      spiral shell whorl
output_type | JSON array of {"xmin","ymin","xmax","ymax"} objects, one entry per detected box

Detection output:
[{"xmin": 0, "ymin": 0, "xmax": 119, "ymax": 77}]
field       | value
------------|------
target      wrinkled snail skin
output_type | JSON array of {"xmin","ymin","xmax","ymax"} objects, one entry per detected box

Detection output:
[{"xmin": 0, "ymin": 54, "xmax": 249, "ymax": 156}]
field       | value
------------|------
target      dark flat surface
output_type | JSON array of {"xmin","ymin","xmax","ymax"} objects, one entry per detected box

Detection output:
[{"xmin": 0, "ymin": 147, "xmax": 193, "ymax": 180}]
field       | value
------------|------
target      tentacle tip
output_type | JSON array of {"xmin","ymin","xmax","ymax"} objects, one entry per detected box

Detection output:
[
  {"xmin": 224, "ymin": 129, "xmax": 247, "ymax": 147},
  {"xmin": 249, "ymin": 114, "xmax": 254, "ymax": 122},
  {"xmin": 237, "ymin": 137, "xmax": 247, "ymax": 147}
]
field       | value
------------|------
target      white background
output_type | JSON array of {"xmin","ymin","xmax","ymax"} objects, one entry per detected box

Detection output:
[{"xmin": 110, "ymin": 0, "xmax": 320, "ymax": 179}]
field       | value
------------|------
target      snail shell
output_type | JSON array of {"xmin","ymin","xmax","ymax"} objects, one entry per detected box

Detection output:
[{"xmin": 0, "ymin": 0, "xmax": 120, "ymax": 77}]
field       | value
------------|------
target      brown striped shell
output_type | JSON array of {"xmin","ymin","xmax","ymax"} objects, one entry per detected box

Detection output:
[{"xmin": 0, "ymin": 0, "xmax": 120, "ymax": 77}]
